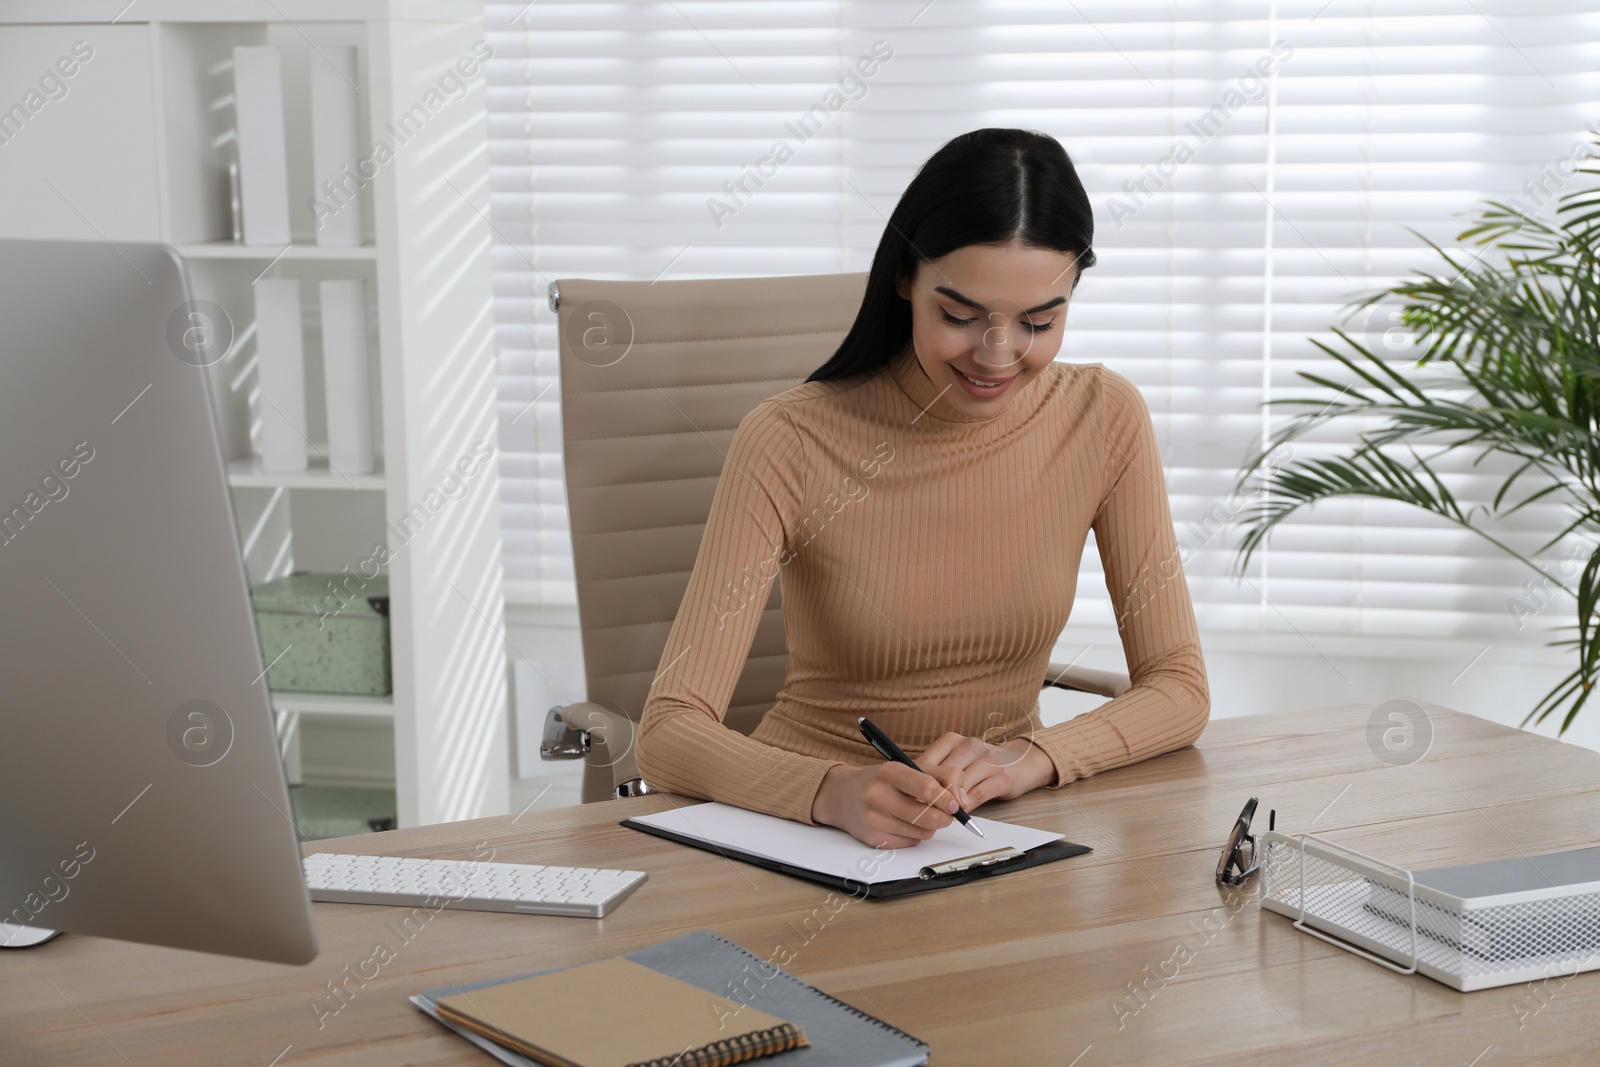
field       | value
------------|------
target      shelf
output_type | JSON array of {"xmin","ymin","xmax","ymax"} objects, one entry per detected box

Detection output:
[
  {"xmin": 175, "ymin": 242, "xmax": 378, "ymax": 261},
  {"xmin": 271, "ymin": 692, "xmax": 394, "ymax": 718},
  {"xmin": 228, "ymin": 454, "xmax": 385, "ymax": 490},
  {"xmin": 136, "ymin": 11, "xmax": 505, "ymax": 826}
]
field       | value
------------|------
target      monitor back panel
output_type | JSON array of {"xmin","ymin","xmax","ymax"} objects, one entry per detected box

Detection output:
[{"xmin": 0, "ymin": 238, "xmax": 317, "ymax": 964}]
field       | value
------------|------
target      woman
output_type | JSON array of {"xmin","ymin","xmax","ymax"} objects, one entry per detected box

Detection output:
[{"xmin": 635, "ymin": 128, "xmax": 1209, "ymax": 849}]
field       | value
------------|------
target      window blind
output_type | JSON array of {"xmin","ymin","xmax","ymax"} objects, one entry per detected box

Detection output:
[{"xmin": 484, "ymin": 0, "xmax": 1600, "ymax": 646}]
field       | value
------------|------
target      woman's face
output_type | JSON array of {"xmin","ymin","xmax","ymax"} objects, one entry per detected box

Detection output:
[{"xmin": 894, "ymin": 240, "xmax": 1080, "ymax": 418}]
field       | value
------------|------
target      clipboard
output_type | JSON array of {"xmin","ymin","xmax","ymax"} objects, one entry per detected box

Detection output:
[{"xmin": 622, "ymin": 811, "xmax": 1090, "ymax": 900}]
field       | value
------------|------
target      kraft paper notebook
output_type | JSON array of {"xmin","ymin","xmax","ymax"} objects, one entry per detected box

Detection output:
[
  {"xmin": 622, "ymin": 801, "xmax": 1090, "ymax": 899},
  {"xmin": 431, "ymin": 955, "xmax": 805, "ymax": 1067},
  {"xmin": 412, "ymin": 929, "xmax": 929, "ymax": 1067}
]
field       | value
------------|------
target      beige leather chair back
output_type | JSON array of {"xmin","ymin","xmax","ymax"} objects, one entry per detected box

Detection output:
[{"xmin": 555, "ymin": 272, "xmax": 870, "ymax": 770}]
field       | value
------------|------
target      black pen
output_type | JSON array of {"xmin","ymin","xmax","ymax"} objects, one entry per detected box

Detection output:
[{"xmin": 858, "ymin": 716, "xmax": 984, "ymax": 838}]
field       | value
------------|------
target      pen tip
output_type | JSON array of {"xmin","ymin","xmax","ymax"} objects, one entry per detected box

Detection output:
[{"xmin": 969, "ymin": 821, "xmax": 985, "ymax": 838}]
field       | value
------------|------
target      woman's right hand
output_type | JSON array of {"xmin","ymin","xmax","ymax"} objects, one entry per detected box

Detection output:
[{"xmin": 810, "ymin": 762, "xmax": 959, "ymax": 848}]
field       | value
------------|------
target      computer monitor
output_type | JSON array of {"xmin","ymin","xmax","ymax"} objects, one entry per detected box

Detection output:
[{"xmin": 0, "ymin": 238, "xmax": 318, "ymax": 964}]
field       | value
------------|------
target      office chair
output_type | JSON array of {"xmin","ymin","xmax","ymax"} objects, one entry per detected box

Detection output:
[{"xmin": 540, "ymin": 272, "xmax": 1131, "ymax": 802}]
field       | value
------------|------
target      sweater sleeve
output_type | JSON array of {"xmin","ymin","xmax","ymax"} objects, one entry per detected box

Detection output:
[
  {"xmin": 1027, "ymin": 368, "xmax": 1210, "ymax": 786},
  {"xmin": 634, "ymin": 399, "xmax": 847, "ymax": 823}
]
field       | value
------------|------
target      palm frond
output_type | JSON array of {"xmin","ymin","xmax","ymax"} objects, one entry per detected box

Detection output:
[{"xmin": 1237, "ymin": 133, "xmax": 1600, "ymax": 733}]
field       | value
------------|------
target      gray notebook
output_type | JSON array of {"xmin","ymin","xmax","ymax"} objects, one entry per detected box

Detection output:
[
  {"xmin": 411, "ymin": 928, "xmax": 929, "ymax": 1067},
  {"xmin": 1414, "ymin": 845, "xmax": 1600, "ymax": 900},
  {"xmin": 1360, "ymin": 846, "xmax": 1600, "ymax": 961}
]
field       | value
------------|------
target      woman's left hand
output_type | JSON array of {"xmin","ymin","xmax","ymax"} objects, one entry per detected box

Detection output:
[{"xmin": 916, "ymin": 733, "xmax": 1057, "ymax": 810}]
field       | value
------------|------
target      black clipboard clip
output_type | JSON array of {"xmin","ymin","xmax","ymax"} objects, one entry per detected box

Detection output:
[{"xmin": 919, "ymin": 845, "xmax": 1027, "ymax": 880}]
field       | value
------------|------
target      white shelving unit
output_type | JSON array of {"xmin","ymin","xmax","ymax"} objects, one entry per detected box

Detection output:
[
  {"xmin": 271, "ymin": 693, "xmax": 397, "ymax": 719},
  {"xmin": 0, "ymin": 0, "xmax": 509, "ymax": 827},
  {"xmin": 175, "ymin": 242, "xmax": 380, "ymax": 261},
  {"xmin": 226, "ymin": 455, "xmax": 387, "ymax": 491}
]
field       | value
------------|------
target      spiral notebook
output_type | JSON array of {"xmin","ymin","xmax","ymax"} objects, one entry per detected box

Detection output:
[
  {"xmin": 412, "ymin": 929, "xmax": 929, "ymax": 1067},
  {"xmin": 431, "ymin": 955, "xmax": 805, "ymax": 1067}
]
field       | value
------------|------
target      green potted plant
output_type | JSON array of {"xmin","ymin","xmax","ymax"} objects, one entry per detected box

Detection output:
[{"xmin": 1234, "ymin": 145, "xmax": 1600, "ymax": 733}]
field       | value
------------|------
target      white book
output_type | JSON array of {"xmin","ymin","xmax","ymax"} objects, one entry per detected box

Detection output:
[
  {"xmin": 253, "ymin": 278, "xmax": 308, "ymax": 471},
  {"xmin": 319, "ymin": 279, "xmax": 374, "ymax": 473},
  {"xmin": 309, "ymin": 46, "xmax": 362, "ymax": 246},
  {"xmin": 233, "ymin": 46, "xmax": 292, "ymax": 246}
]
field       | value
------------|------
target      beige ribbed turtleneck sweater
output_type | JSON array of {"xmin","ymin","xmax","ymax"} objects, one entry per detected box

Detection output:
[{"xmin": 634, "ymin": 344, "xmax": 1210, "ymax": 824}]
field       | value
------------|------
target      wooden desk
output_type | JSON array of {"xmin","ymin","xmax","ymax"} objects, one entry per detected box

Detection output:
[{"xmin": 6, "ymin": 701, "xmax": 1600, "ymax": 1066}]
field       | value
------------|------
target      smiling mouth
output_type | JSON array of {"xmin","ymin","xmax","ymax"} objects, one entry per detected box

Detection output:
[{"xmin": 954, "ymin": 367, "xmax": 1015, "ymax": 389}]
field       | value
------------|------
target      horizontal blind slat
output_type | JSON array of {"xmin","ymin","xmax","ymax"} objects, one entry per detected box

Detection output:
[{"xmin": 486, "ymin": 0, "xmax": 1598, "ymax": 640}]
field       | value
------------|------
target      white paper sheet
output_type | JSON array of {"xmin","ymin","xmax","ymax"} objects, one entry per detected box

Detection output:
[{"xmin": 629, "ymin": 801, "xmax": 1063, "ymax": 885}]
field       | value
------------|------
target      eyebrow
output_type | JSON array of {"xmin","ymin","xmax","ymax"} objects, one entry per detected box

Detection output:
[{"xmin": 932, "ymin": 286, "xmax": 1067, "ymax": 315}]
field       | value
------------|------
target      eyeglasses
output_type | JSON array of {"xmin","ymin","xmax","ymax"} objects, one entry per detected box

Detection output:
[{"xmin": 1216, "ymin": 795, "xmax": 1274, "ymax": 886}]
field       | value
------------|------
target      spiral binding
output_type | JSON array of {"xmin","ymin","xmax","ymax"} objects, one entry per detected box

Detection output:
[
  {"xmin": 630, "ymin": 1022, "xmax": 805, "ymax": 1067},
  {"xmin": 700, "ymin": 931, "xmax": 929, "ymax": 1052}
]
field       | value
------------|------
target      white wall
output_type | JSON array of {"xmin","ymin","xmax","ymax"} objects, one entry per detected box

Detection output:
[
  {"xmin": 302, "ymin": 603, "xmax": 1598, "ymax": 790},
  {"xmin": 1044, "ymin": 623, "xmax": 1597, "ymax": 753}
]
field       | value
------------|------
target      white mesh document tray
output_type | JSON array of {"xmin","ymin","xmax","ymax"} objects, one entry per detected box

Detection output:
[{"xmin": 1260, "ymin": 831, "xmax": 1600, "ymax": 992}]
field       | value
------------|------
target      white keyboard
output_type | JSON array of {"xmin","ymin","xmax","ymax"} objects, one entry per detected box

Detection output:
[{"xmin": 302, "ymin": 853, "xmax": 647, "ymax": 918}]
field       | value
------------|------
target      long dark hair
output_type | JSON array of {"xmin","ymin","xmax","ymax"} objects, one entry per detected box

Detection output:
[{"xmin": 806, "ymin": 128, "xmax": 1096, "ymax": 383}]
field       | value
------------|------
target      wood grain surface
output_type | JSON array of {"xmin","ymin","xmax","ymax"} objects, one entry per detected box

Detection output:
[{"xmin": 4, "ymin": 699, "xmax": 1598, "ymax": 1066}]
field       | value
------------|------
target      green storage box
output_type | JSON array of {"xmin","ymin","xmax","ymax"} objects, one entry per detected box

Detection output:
[{"xmin": 251, "ymin": 572, "xmax": 392, "ymax": 696}]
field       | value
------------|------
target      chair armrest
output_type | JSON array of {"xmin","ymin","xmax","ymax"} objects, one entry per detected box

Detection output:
[
  {"xmin": 540, "ymin": 703, "xmax": 588, "ymax": 760},
  {"xmin": 561, "ymin": 702, "xmax": 641, "ymax": 788},
  {"xmin": 552, "ymin": 702, "xmax": 648, "ymax": 802},
  {"xmin": 1042, "ymin": 662, "xmax": 1130, "ymax": 698}
]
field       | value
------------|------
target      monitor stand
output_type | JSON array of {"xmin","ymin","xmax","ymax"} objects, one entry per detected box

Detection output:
[{"xmin": 1, "ymin": 921, "xmax": 61, "ymax": 948}]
